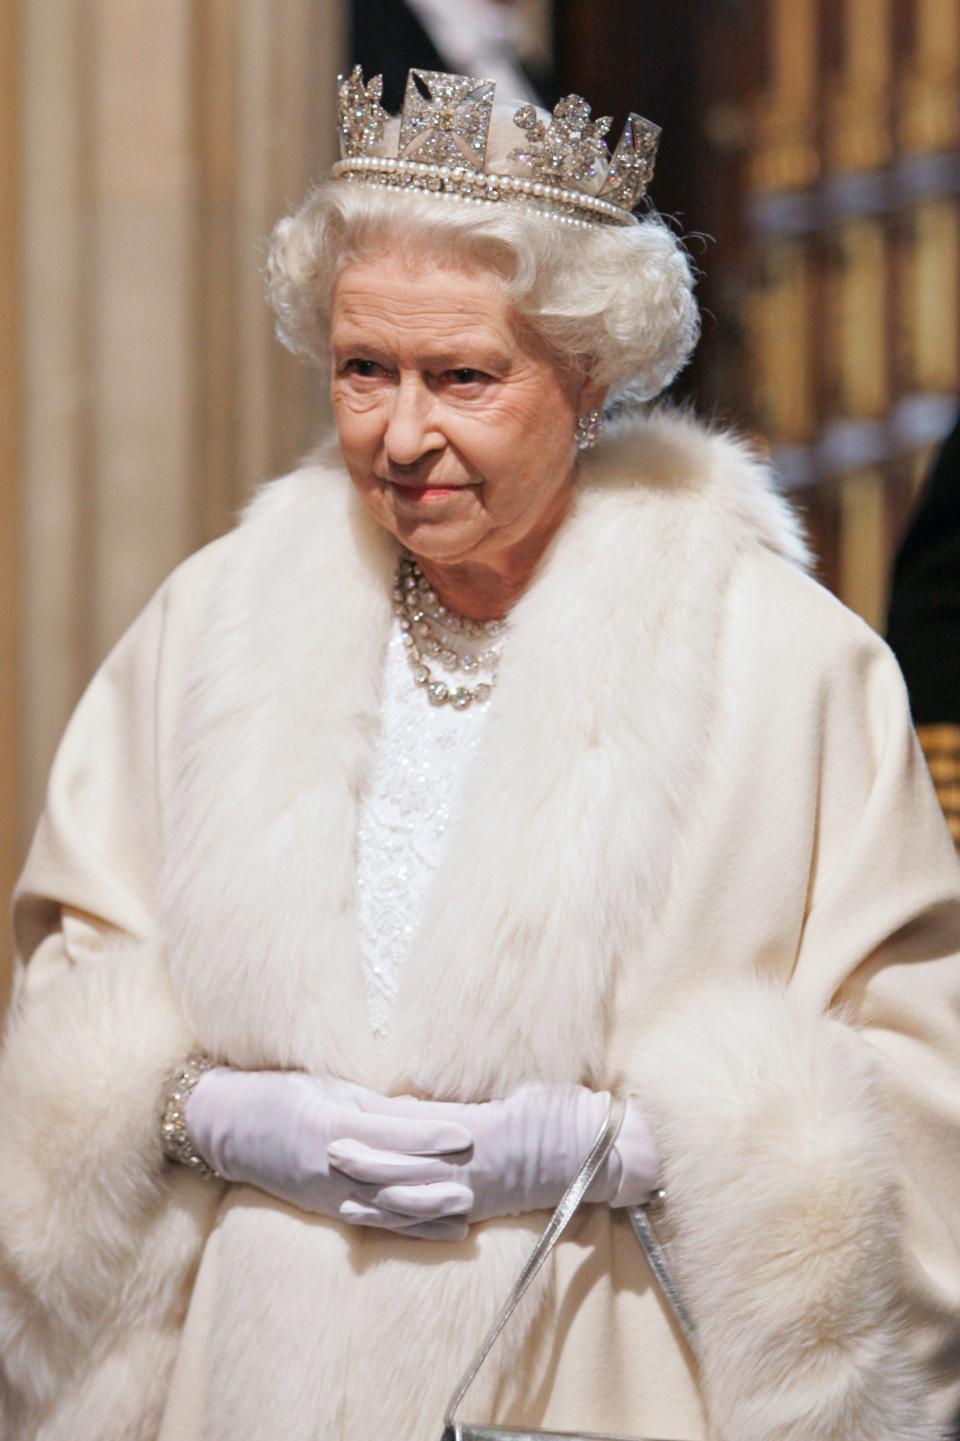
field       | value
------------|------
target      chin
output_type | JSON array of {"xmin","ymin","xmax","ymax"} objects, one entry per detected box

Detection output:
[
  {"xmin": 391, "ymin": 523, "xmax": 475, "ymax": 563},
  {"xmin": 385, "ymin": 507, "xmax": 481, "ymax": 559}
]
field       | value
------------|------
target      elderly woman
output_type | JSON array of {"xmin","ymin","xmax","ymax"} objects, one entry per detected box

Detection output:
[{"xmin": 2, "ymin": 69, "xmax": 959, "ymax": 1441}]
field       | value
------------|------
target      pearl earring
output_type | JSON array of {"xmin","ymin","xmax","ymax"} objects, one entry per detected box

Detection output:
[{"xmin": 575, "ymin": 410, "xmax": 602, "ymax": 451}]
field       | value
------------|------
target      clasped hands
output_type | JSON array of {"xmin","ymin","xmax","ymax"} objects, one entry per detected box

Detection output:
[{"xmin": 187, "ymin": 1069, "xmax": 659, "ymax": 1241}]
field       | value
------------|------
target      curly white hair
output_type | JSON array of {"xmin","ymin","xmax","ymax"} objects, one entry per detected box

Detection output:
[{"xmin": 266, "ymin": 120, "xmax": 700, "ymax": 402}]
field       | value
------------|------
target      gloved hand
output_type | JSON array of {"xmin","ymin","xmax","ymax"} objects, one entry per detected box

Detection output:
[
  {"xmin": 186, "ymin": 1069, "xmax": 474, "ymax": 1239},
  {"xmin": 327, "ymin": 1085, "xmax": 659, "ymax": 1224}
]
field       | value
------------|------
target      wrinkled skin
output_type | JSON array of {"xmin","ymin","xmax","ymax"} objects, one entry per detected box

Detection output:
[{"xmin": 331, "ymin": 253, "xmax": 604, "ymax": 618}]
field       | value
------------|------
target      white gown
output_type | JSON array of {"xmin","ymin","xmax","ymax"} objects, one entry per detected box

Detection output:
[{"xmin": 356, "ymin": 622, "xmax": 494, "ymax": 1035}]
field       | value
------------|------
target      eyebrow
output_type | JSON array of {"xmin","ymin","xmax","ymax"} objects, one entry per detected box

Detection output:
[
  {"xmin": 425, "ymin": 349, "xmax": 511, "ymax": 372},
  {"xmin": 330, "ymin": 333, "xmax": 512, "ymax": 374}
]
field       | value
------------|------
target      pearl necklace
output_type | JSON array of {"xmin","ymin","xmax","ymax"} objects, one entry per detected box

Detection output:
[{"xmin": 393, "ymin": 554, "xmax": 504, "ymax": 709}]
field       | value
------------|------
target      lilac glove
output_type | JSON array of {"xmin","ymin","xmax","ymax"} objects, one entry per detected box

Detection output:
[
  {"xmin": 186, "ymin": 1069, "xmax": 474, "ymax": 1239},
  {"xmin": 328, "ymin": 1085, "xmax": 659, "ymax": 1224}
]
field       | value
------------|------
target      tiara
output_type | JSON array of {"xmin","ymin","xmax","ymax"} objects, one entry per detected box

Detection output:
[{"xmin": 333, "ymin": 67, "xmax": 660, "ymax": 229}]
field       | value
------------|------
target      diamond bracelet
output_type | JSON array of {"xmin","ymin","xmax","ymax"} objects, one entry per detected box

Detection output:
[{"xmin": 160, "ymin": 1052, "xmax": 222, "ymax": 1181}]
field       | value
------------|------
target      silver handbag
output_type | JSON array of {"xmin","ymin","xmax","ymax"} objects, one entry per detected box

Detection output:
[{"xmin": 440, "ymin": 1097, "xmax": 699, "ymax": 1441}]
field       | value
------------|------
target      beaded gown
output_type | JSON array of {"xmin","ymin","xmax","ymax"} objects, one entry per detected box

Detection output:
[{"xmin": 357, "ymin": 620, "xmax": 494, "ymax": 1035}]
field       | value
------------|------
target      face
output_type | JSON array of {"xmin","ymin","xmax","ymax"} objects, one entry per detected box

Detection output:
[{"xmin": 330, "ymin": 254, "xmax": 601, "ymax": 580}]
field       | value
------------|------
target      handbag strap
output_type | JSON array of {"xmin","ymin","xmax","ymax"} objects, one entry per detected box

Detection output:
[
  {"xmin": 625, "ymin": 1203, "xmax": 699, "ymax": 1355},
  {"xmin": 444, "ymin": 1096, "xmax": 627, "ymax": 1428},
  {"xmin": 443, "ymin": 1097, "xmax": 701, "ymax": 1430}
]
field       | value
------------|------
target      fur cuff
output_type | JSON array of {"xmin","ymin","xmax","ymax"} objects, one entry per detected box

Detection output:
[
  {"xmin": 0, "ymin": 941, "xmax": 217, "ymax": 1424},
  {"xmin": 628, "ymin": 981, "xmax": 940, "ymax": 1441}
]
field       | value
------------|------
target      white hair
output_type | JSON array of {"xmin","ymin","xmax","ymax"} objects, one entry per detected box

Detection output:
[{"xmin": 266, "ymin": 133, "xmax": 700, "ymax": 402}]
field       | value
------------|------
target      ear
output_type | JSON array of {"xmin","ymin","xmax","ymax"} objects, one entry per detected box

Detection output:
[{"xmin": 576, "ymin": 378, "xmax": 608, "ymax": 416}]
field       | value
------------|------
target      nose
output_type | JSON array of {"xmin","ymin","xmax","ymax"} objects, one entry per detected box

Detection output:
[{"xmin": 384, "ymin": 375, "xmax": 442, "ymax": 468}]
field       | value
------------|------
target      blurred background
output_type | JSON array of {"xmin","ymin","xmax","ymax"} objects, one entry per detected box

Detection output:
[{"xmin": 3, "ymin": 0, "xmax": 960, "ymax": 998}]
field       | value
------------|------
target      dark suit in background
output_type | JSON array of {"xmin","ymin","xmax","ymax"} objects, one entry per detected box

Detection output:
[
  {"xmin": 349, "ymin": 0, "xmax": 555, "ymax": 112},
  {"xmin": 887, "ymin": 413, "xmax": 960, "ymax": 727},
  {"xmin": 886, "ymin": 413, "xmax": 960, "ymax": 857}
]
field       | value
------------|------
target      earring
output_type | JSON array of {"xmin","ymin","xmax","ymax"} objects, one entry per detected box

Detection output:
[{"xmin": 575, "ymin": 410, "xmax": 602, "ymax": 451}]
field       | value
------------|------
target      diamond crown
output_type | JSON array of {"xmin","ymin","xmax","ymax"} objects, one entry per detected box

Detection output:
[{"xmin": 334, "ymin": 67, "xmax": 660, "ymax": 229}]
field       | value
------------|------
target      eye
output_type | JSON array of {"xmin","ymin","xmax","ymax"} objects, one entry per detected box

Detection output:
[
  {"xmin": 341, "ymin": 358, "xmax": 387, "ymax": 379},
  {"xmin": 445, "ymin": 368, "xmax": 489, "ymax": 386}
]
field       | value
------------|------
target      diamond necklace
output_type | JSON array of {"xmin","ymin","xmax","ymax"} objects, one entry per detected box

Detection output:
[{"xmin": 393, "ymin": 554, "xmax": 504, "ymax": 709}]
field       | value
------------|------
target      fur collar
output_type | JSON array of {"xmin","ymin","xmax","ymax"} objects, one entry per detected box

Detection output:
[{"xmin": 158, "ymin": 409, "xmax": 808, "ymax": 1095}]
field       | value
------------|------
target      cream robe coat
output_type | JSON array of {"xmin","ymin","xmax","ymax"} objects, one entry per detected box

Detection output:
[{"xmin": 2, "ymin": 412, "xmax": 959, "ymax": 1441}]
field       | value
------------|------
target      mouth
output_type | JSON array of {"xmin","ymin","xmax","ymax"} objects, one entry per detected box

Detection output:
[{"xmin": 388, "ymin": 481, "xmax": 467, "ymax": 501}]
